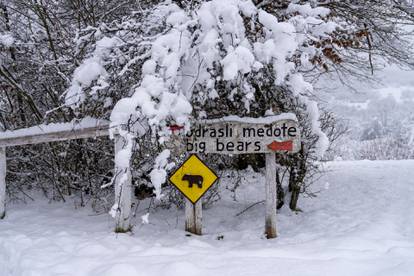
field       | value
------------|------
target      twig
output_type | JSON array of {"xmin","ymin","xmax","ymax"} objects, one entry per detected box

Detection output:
[{"xmin": 235, "ymin": 200, "xmax": 264, "ymax": 217}]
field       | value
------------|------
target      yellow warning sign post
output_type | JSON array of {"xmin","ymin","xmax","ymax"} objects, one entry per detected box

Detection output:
[
  {"xmin": 169, "ymin": 154, "xmax": 218, "ymax": 204},
  {"xmin": 169, "ymin": 154, "xmax": 218, "ymax": 235}
]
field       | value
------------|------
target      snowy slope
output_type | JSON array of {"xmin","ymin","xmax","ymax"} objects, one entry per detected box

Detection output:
[{"xmin": 1, "ymin": 160, "xmax": 414, "ymax": 276}]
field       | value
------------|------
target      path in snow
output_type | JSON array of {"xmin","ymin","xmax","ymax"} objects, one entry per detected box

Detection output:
[{"xmin": 0, "ymin": 160, "xmax": 413, "ymax": 276}]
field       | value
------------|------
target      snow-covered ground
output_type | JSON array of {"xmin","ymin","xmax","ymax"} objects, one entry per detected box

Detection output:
[{"xmin": 1, "ymin": 160, "xmax": 414, "ymax": 276}]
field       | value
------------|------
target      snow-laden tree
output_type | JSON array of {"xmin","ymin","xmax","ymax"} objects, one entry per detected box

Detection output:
[{"xmin": 63, "ymin": 0, "xmax": 338, "ymax": 217}]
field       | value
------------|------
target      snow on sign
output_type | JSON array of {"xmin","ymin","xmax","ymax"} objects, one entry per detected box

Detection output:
[
  {"xmin": 169, "ymin": 154, "xmax": 218, "ymax": 204},
  {"xmin": 184, "ymin": 115, "xmax": 300, "ymax": 154}
]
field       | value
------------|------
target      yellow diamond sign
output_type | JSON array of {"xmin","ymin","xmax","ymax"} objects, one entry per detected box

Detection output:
[{"xmin": 169, "ymin": 154, "xmax": 219, "ymax": 204}]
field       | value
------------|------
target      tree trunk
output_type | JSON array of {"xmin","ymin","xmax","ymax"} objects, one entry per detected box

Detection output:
[{"xmin": 276, "ymin": 169, "xmax": 284, "ymax": 209}]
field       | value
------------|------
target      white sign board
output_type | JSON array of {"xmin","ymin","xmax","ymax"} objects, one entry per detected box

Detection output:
[{"xmin": 183, "ymin": 115, "xmax": 300, "ymax": 154}]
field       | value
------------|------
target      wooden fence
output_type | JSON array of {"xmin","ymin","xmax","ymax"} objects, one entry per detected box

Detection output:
[{"xmin": 0, "ymin": 120, "xmax": 133, "ymax": 232}]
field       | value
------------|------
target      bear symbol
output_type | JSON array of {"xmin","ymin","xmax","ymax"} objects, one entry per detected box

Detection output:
[{"xmin": 182, "ymin": 174, "xmax": 203, "ymax": 188}]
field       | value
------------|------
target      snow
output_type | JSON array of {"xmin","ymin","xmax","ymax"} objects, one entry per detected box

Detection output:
[
  {"xmin": 221, "ymin": 46, "xmax": 255, "ymax": 80},
  {"xmin": 287, "ymin": 3, "xmax": 330, "ymax": 18},
  {"xmin": 306, "ymin": 101, "xmax": 330, "ymax": 157},
  {"xmin": 203, "ymin": 113, "xmax": 297, "ymax": 124},
  {"xmin": 114, "ymin": 133, "xmax": 135, "ymax": 170},
  {"xmin": 73, "ymin": 60, "xmax": 105, "ymax": 87},
  {"xmin": 111, "ymin": 22, "xmax": 193, "ymax": 129},
  {"xmin": 287, "ymin": 73, "xmax": 313, "ymax": 96},
  {"xmin": 149, "ymin": 149, "xmax": 173, "ymax": 199},
  {"xmin": 66, "ymin": 37, "xmax": 120, "ymax": 108},
  {"xmin": 258, "ymin": 10, "xmax": 278, "ymax": 30},
  {"xmin": 141, "ymin": 213, "xmax": 150, "ymax": 225},
  {"xmin": 0, "ymin": 117, "xmax": 109, "ymax": 140},
  {"xmin": 0, "ymin": 33, "xmax": 14, "ymax": 48},
  {"xmin": 1, "ymin": 160, "xmax": 414, "ymax": 275}
]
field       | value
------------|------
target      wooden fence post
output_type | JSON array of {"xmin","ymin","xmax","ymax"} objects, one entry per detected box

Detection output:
[
  {"xmin": 185, "ymin": 198, "xmax": 202, "ymax": 235},
  {"xmin": 114, "ymin": 135, "xmax": 132, "ymax": 232},
  {"xmin": 265, "ymin": 152, "xmax": 277, "ymax": 238},
  {"xmin": 0, "ymin": 147, "xmax": 6, "ymax": 219}
]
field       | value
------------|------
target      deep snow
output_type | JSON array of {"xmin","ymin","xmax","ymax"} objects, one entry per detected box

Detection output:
[{"xmin": 1, "ymin": 160, "xmax": 414, "ymax": 276}]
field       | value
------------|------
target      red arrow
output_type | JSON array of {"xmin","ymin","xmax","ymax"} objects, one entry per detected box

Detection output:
[
  {"xmin": 267, "ymin": 140, "xmax": 293, "ymax": 151},
  {"xmin": 169, "ymin": 124, "xmax": 184, "ymax": 133}
]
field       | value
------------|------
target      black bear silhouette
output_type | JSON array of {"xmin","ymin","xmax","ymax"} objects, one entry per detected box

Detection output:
[{"xmin": 182, "ymin": 174, "xmax": 203, "ymax": 188}]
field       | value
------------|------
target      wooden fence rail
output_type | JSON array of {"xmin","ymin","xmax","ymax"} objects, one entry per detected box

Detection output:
[{"xmin": 0, "ymin": 119, "xmax": 132, "ymax": 232}]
